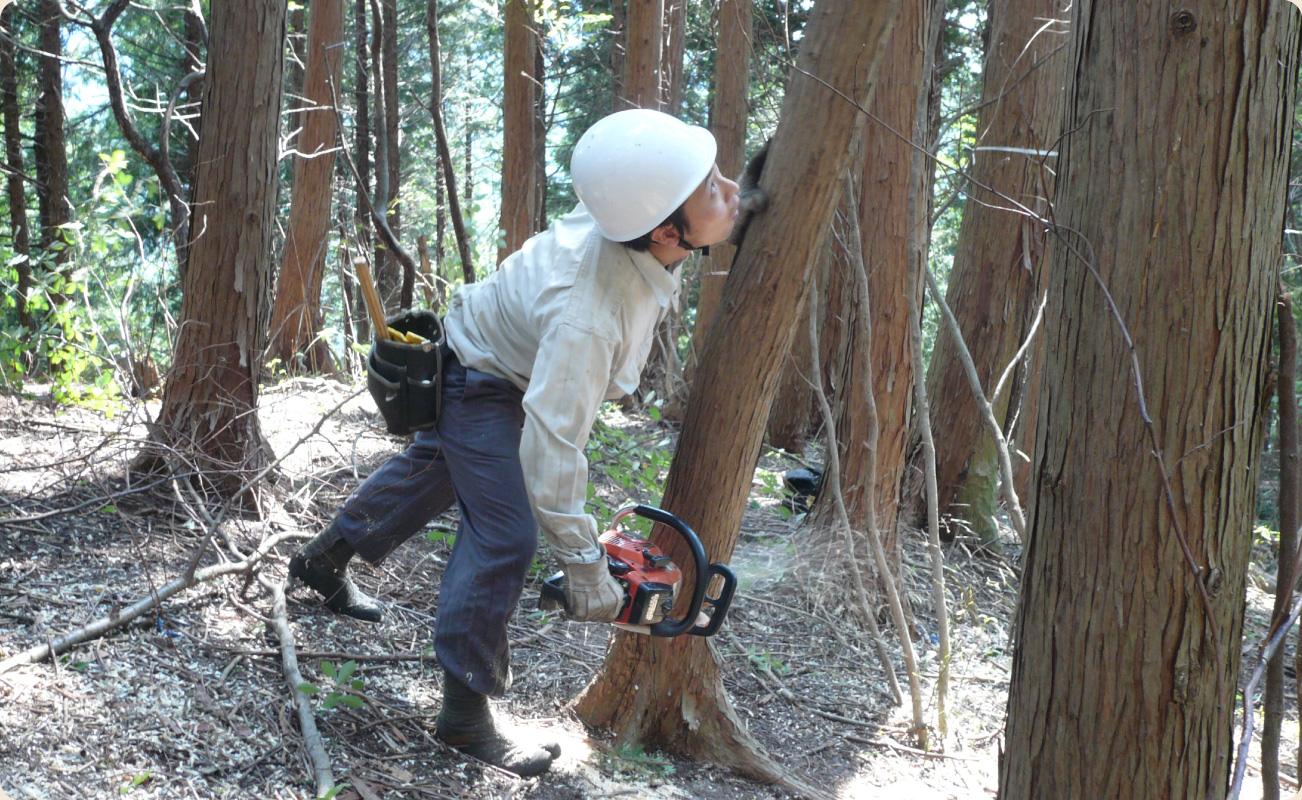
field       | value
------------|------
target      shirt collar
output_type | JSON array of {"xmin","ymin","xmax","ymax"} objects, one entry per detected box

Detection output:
[{"xmin": 624, "ymin": 244, "xmax": 680, "ymax": 308}]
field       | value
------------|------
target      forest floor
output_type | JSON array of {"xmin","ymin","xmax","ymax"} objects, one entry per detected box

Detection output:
[{"xmin": 0, "ymin": 379, "xmax": 1296, "ymax": 800}]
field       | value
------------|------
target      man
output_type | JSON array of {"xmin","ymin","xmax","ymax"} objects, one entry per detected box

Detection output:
[{"xmin": 289, "ymin": 109, "xmax": 741, "ymax": 776}]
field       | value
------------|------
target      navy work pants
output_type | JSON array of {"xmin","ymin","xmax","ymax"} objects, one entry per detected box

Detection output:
[{"xmin": 332, "ymin": 353, "xmax": 536, "ymax": 696}]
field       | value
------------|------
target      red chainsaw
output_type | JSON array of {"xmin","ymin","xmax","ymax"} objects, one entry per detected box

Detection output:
[{"xmin": 539, "ymin": 505, "xmax": 736, "ymax": 637}]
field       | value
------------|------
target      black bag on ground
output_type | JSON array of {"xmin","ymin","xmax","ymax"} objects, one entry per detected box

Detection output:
[{"xmin": 366, "ymin": 310, "xmax": 446, "ymax": 435}]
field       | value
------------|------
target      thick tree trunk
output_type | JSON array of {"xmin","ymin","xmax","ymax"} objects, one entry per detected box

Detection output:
[
  {"xmin": 922, "ymin": 0, "xmax": 1068, "ymax": 545},
  {"xmin": 807, "ymin": 0, "xmax": 936, "ymax": 578},
  {"xmin": 1, "ymin": 6, "xmax": 32, "ymax": 333},
  {"xmin": 269, "ymin": 0, "xmax": 344, "ymax": 375},
  {"xmin": 765, "ymin": 288, "xmax": 814, "ymax": 453},
  {"xmin": 499, "ymin": 0, "xmax": 539, "ymax": 264},
  {"xmin": 619, "ymin": 0, "xmax": 663, "ymax": 110},
  {"xmin": 678, "ymin": 0, "xmax": 751, "ymax": 417},
  {"xmin": 999, "ymin": 3, "xmax": 1298, "ymax": 797},
  {"xmin": 35, "ymin": 0, "xmax": 69, "ymax": 304},
  {"xmin": 575, "ymin": 0, "xmax": 897, "ymax": 788},
  {"xmin": 152, "ymin": 0, "xmax": 285, "ymax": 498}
]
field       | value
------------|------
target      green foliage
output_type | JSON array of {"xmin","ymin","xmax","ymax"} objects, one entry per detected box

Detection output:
[
  {"xmin": 120, "ymin": 770, "xmax": 152, "ymax": 794},
  {"xmin": 584, "ymin": 409, "xmax": 673, "ymax": 522},
  {"xmin": 298, "ymin": 660, "xmax": 366, "ymax": 711}
]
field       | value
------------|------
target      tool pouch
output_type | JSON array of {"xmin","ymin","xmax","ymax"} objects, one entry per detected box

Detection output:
[{"xmin": 366, "ymin": 309, "xmax": 447, "ymax": 436}]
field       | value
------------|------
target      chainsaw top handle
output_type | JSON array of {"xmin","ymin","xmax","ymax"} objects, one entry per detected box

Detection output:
[{"xmin": 617, "ymin": 505, "xmax": 711, "ymax": 638}]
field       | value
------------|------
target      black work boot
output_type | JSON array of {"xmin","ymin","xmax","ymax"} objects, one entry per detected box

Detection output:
[
  {"xmin": 288, "ymin": 523, "xmax": 384, "ymax": 622},
  {"xmin": 435, "ymin": 670, "xmax": 560, "ymax": 777}
]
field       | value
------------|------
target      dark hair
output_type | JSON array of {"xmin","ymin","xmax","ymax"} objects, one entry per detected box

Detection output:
[{"xmin": 623, "ymin": 203, "xmax": 690, "ymax": 252}]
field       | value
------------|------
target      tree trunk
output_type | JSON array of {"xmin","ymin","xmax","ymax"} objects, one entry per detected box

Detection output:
[
  {"xmin": 619, "ymin": 0, "xmax": 663, "ymax": 110},
  {"xmin": 677, "ymin": 0, "xmax": 751, "ymax": 418},
  {"xmin": 660, "ymin": 0, "xmax": 685, "ymax": 115},
  {"xmin": 2, "ymin": 6, "xmax": 32, "ymax": 333},
  {"xmin": 35, "ymin": 0, "xmax": 70, "ymax": 304},
  {"xmin": 269, "ymin": 0, "xmax": 344, "ymax": 375},
  {"xmin": 499, "ymin": 0, "xmax": 539, "ymax": 264},
  {"xmin": 426, "ymin": 0, "xmax": 475, "ymax": 285},
  {"xmin": 354, "ymin": 0, "xmax": 372, "ymax": 342},
  {"xmin": 921, "ymin": 0, "xmax": 1068, "ymax": 545},
  {"xmin": 807, "ymin": 0, "xmax": 937, "ymax": 579},
  {"xmin": 286, "ymin": 2, "xmax": 306, "ymax": 113},
  {"xmin": 765, "ymin": 288, "xmax": 814, "ymax": 453},
  {"xmin": 151, "ymin": 0, "xmax": 285, "ymax": 498},
  {"xmin": 609, "ymin": 0, "xmax": 625, "ymax": 111},
  {"xmin": 575, "ymin": 0, "xmax": 897, "ymax": 788},
  {"xmin": 368, "ymin": 0, "xmax": 391, "ymax": 309},
  {"xmin": 179, "ymin": 7, "xmax": 206, "ymax": 194},
  {"xmin": 1265, "ymin": 291, "xmax": 1298, "ymax": 800},
  {"xmin": 999, "ymin": 3, "xmax": 1298, "ymax": 797},
  {"xmin": 382, "ymin": 0, "xmax": 406, "ymax": 308},
  {"xmin": 534, "ymin": 44, "xmax": 547, "ymax": 233}
]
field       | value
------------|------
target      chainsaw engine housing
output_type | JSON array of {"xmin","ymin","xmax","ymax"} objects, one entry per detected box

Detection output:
[{"xmin": 601, "ymin": 529, "xmax": 680, "ymax": 626}]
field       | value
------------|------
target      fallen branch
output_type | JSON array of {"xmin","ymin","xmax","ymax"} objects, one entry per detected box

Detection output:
[
  {"xmin": 260, "ymin": 573, "xmax": 334, "ymax": 796},
  {"xmin": 0, "ymin": 532, "xmax": 299, "ymax": 674}
]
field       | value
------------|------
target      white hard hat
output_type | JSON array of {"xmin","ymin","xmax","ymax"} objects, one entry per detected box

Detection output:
[{"xmin": 571, "ymin": 109, "xmax": 717, "ymax": 242}]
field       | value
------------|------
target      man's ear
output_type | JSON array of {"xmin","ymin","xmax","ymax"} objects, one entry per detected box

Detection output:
[{"xmin": 648, "ymin": 222, "xmax": 681, "ymax": 248}]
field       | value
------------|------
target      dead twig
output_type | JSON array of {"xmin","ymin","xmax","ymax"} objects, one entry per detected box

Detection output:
[
  {"xmin": 258, "ymin": 573, "xmax": 334, "ymax": 795},
  {"xmin": 0, "ymin": 532, "xmax": 299, "ymax": 674},
  {"xmin": 806, "ymin": 274, "xmax": 906, "ymax": 709}
]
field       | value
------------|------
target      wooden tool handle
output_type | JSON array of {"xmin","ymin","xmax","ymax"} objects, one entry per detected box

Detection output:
[{"xmin": 354, "ymin": 258, "xmax": 391, "ymax": 341}]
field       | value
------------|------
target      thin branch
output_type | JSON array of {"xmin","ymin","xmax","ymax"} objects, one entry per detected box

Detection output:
[
  {"xmin": 259, "ymin": 574, "xmax": 335, "ymax": 796},
  {"xmin": 323, "ymin": 47, "xmax": 418, "ymax": 282},
  {"xmin": 0, "ymin": 533, "xmax": 299, "ymax": 674},
  {"xmin": 806, "ymin": 273, "xmax": 906, "ymax": 710}
]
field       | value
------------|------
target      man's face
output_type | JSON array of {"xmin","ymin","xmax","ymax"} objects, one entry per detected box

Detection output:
[{"xmin": 679, "ymin": 164, "xmax": 741, "ymax": 248}]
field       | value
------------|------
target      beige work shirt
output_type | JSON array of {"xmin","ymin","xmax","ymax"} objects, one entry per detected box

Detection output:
[{"xmin": 443, "ymin": 205, "xmax": 681, "ymax": 564}]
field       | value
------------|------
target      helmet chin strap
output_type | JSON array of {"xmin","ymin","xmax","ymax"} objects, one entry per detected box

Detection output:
[{"xmin": 675, "ymin": 224, "xmax": 710, "ymax": 257}]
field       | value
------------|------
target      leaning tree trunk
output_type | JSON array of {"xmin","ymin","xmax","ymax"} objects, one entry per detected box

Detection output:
[
  {"xmin": 678, "ymin": 0, "xmax": 752, "ymax": 420},
  {"xmin": 575, "ymin": 0, "xmax": 897, "ymax": 790},
  {"xmin": 999, "ymin": 2, "xmax": 1298, "ymax": 798},
  {"xmin": 921, "ymin": 0, "xmax": 1068, "ymax": 545},
  {"xmin": 269, "ymin": 0, "xmax": 344, "ymax": 375},
  {"xmin": 1, "ymin": 5, "xmax": 32, "ymax": 333},
  {"xmin": 151, "ymin": 0, "xmax": 285, "ymax": 499},
  {"xmin": 807, "ymin": 0, "xmax": 936, "ymax": 584},
  {"xmin": 498, "ymin": 0, "xmax": 539, "ymax": 264}
]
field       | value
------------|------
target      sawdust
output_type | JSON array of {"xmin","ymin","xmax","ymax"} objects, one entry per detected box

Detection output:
[{"xmin": 0, "ymin": 380, "xmax": 1292, "ymax": 799}]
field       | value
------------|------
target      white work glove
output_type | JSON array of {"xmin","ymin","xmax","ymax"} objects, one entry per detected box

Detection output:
[{"xmin": 561, "ymin": 558, "xmax": 625, "ymax": 622}]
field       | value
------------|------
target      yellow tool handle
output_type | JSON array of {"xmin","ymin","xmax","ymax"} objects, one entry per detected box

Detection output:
[{"xmin": 354, "ymin": 258, "xmax": 393, "ymax": 341}]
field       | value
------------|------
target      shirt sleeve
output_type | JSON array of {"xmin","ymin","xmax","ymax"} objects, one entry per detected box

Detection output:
[{"xmin": 519, "ymin": 321, "xmax": 617, "ymax": 564}]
